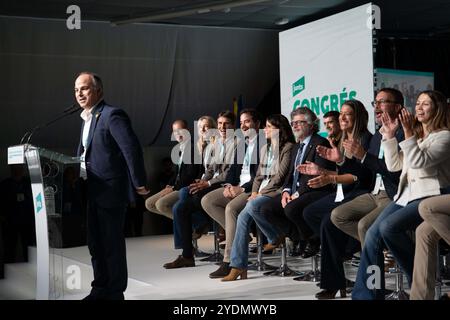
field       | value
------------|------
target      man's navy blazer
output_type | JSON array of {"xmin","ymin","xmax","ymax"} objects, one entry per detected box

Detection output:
[
  {"xmin": 358, "ymin": 129, "xmax": 403, "ymax": 199},
  {"xmin": 77, "ymin": 100, "xmax": 147, "ymax": 208},
  {"xmin": 282, "ymin": 133, "xmax": 336, "ymax": 197}
]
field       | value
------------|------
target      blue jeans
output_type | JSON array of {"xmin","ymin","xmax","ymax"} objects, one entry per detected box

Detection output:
[
  {"xmin": 352, "ymin": 199, "xmax": 423, "ymax": 300},
  {"xmin": 249, "ymin": 201, "xmax": 281, "ymax": 244},
  {"xmin": 172, "ymin": 187, "xmax": 210, "ymax": 249},
  {"xmin": 230, "ymin": 196, "xmax": 272, "ymax": 269}
]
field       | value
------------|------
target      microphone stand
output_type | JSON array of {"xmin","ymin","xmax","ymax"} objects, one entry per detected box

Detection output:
[{"xmin": 20, "ymin": 104, "xmax": 79, "ymax": 148}]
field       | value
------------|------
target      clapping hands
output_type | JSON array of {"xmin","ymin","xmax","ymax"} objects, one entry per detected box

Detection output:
[{"xmin": 316, "ymin": 138, "xmax": 344, "ymax": 163}]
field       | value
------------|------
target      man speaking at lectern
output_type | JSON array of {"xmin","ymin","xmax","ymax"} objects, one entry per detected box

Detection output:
[{"xmin": 74, "ymin": 71, "xmax": 149, "ymax": 300}]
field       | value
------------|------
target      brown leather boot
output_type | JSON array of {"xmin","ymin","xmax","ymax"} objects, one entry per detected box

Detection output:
[
  {"xmin": 221, "ymin": 268, "xmax": 247, "ymax": 281},
  {"xmin": 263, "ymin": 234, "xmax": 285, "ymax": 252}
]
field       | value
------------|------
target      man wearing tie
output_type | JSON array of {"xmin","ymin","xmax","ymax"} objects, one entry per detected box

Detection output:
[{"xmin": 75, "ymin": 72, "xmax": 149, "ymax": 300}]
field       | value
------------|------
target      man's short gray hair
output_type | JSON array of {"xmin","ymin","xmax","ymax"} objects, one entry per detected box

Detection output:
[{"xmin": 290, "ymin": 107, "xmax": 319, "ymax": 133}]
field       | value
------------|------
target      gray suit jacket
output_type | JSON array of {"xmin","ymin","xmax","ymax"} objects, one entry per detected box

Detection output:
[{"xmin": 202, "ymin": 137, "xmax": 237, "ymax": 185}]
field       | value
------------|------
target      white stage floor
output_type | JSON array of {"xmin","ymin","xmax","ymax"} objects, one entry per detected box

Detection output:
[{"xmin": 0, "ymin": 234, "xmax": 428, "ymax": 300}]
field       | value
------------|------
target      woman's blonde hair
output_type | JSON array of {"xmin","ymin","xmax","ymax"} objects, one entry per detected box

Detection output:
[{"xmin": 196, "ymin": 115, "xmax": 217, "ymax": 154}]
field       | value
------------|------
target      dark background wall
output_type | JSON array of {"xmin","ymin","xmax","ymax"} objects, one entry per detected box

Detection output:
[{"xmin": 376, "ymin": 37, "xmax": 450, "ymax": 97}]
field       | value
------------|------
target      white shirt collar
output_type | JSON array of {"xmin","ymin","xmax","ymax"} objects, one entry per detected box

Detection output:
[
  {"xmin": 80, "ymin": 100, "xmax": 102, "ymax": 122},
  {"xmin": 179, "ymin": 140, "xmax": 189, "ymax": 152},
  {"xmin": 247, "ymin": 134, "xmax": 257, "ymax": 145},
  {"xmin": 298, "ymin": 134, "xmax": 312, "ymax": 146}
]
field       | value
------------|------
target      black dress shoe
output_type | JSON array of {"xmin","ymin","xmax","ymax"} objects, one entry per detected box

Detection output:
[
  {"xmin": 315, "ymin": 289, "xmax": 346, "ymax": 299},
  {"xmin": 209, "ymin": 262, "xmax": 231, "ymax": 278},
  {"xmin": 345, "ymin": 278, "xmax": 355, "ymax": 288},
  {"xmin": 302, "ymin": 241, "xmax": 320, "ymax": 259},
  {"xmin": 163, "ymin": 255, "xmax": 195, "ymax": 269}
]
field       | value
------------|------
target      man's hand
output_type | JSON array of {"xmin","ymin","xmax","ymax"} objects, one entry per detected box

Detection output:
[
  {"xmin": 380, "ymin": 112, "xmax": 399, "ymax": 140},
  {"xmin": 229, "ymin": 186, "xmax": 244, "ymax": 198},
  {"xmin": 316, "ymin": 138, "xmax": 343, "ymax": 163},
  {"xmin": 307, "ymin": 175, "xmax": 332, "ymax": 188},
  {"xmin": 342, "ymin": 139, "xmax": 366, "ymax": 160},
  {"xmin": 159, "ymin": 185, "xmax": 173, "ymax": 196},
  {"xmin": 247, "ymin": 192, "xmax": 259, "ymax": 202},
  {"xmin": 281, "ymin": 191, "xmax": 292, "ymax": 208},
  {"xmin": 189, "ymin": 180, "xmax": 209, "ymax": 194},
  {"xmin": 297, "ymin": 161, "xmax": 323, "ymax": 176},
  {"xmin": 136, "ymin": 186, "xmax": 151, "ymax": 196},
  {"xmin": 223, "ymin": 185, "xmax": 233, "ymax": 199}
]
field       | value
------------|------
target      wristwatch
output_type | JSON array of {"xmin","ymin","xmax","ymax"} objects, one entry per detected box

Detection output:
[{"xmin": 352, "ymin": 175, "xmax": 358, "ymax": 182}]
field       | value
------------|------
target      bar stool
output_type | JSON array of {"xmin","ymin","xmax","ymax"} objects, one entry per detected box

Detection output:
[
  {"xmin": 435, "ymin": 240, "xmax": 450, "ymax": 299},
  {"xmin": 264, "ymin": 238, "xmax": 303, "ymax": 277},
  {"xmin": 200, "ymin": 221, "xmax": 223, "ymax": 262},
  {"xmin": 293, "ymin": 254, "xmax": 320, "ymax": 282},
  {"xmin": 192, "ymin": 239, "xmax": 209, "ymax": 258},
  {"xmin": 248, "ymin": 227, "xmax": 277, "ymax": 271},
  {"xmin": 385, "ymin": 263, "xmax": 409, "ymax": 300}
]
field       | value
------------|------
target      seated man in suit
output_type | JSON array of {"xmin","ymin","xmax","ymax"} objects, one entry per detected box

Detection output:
[
  {"xmin": 145, "ymin": 119, "xmax": 202, "ymax": 221},
  {"xmin": 201, "ymin": 109, "xmax": 261, "ymax": 278},
  {"xmin": 256, "ymin": 107, "xmax": 336, "ymax": 258}
]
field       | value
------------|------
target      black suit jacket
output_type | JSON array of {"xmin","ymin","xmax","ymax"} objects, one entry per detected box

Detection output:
[
  {"xmin": 225, "ymin": 138, "xmax": 260, "ymax": 193},
  {"xmin": 339, "ymin": 130, "xmax": 374, "ymax": 194},
  {"xmin": 357, "ymin": 129, "xmax": 404, "ymax": 199},
  {"xmin": 169, "ymin": 142, "xmax": 202, "ymax": 191},
  {"xmin": 282, "ymin": 133, "xmax": 336, "ymax": 197}
]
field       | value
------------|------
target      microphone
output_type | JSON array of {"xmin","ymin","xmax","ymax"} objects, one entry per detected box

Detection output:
[{"xmin": 20, "ymin": 104, "xmax": 80, "ymax": 145}]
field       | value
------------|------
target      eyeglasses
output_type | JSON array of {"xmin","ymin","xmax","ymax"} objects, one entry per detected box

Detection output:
[
  {"xmin": 371, "ymin": 100, "xmax": 397, "ymax": 107},
  {"xmin": 290, "ymin": 120, "xmax": 308, "ymax": 126}
]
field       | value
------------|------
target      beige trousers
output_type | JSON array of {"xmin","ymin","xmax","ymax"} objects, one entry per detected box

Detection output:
[
  {"xmin": 145, "ymin": 189, "xmax": 180, "ymax": 220},
  {"xmin": 410, "ymin": 195, "xmax": 450, "ymax": 300},
  {"xmin": 331, "ymin": 191, "xmax": 391, "ymax": 247},
  {"xmin": 201, "ymin": 187, "xmax": 249, "ymax": 262}
]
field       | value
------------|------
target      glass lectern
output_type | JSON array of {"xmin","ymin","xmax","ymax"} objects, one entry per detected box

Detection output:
[{"xmin": 8, "ymin": 144, "xmax": 82, "ymax": 300}]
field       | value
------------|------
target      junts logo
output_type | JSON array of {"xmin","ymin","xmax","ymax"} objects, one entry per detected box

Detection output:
[{"xmin": 292, "ymin": 76, "xmax": 305, "ymax": 97}]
